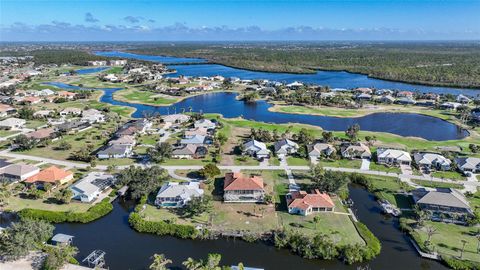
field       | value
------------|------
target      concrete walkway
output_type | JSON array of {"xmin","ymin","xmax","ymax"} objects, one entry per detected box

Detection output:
[{"xmin": 360, "ymin": 159, "xmax": 370, "ymax": 170}]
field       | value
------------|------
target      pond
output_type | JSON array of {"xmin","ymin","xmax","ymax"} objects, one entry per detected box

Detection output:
[{"xmin": 43, "ymin": 82, "xmax": 468, "ymax": 141}]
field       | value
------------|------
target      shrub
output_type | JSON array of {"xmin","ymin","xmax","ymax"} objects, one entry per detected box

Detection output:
[
  {"xmin": 354, "ymin": 222, "xmax": 381, "ymax": 260},
  {"xmin": 18, "ymin": 198, "xmax": 113, "ymax": 223},
  {"xmin": 443, "ymin": 256, "xmax": 480, "ymax": 270},
  {"xmin": 128, "ymin": 212, "xmax": 198, "ymax": 239}
]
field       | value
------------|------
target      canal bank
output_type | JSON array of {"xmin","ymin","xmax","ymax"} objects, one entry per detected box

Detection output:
[{"xmin": 48, "ymin": 186, "xmax": 447, "ymax": 269}]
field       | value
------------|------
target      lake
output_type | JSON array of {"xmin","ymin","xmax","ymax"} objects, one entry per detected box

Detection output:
[
  {"xmin": 95, "ymin": 51, "xmax": 480, "ymax": 96},
  {"xmin": 44, "ymin": 82, "xmax": 469, "ymax": 141}
]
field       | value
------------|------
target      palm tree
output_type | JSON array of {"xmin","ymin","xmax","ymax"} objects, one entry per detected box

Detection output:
[
  {"xmin": 460, "ymin": 239, "xmax": 468, "ymax": 259},
  {"xmin": 205, "ymin": 253, "xmax": 222, "ymax": 270},
  {"xmin": 182, "ymin": 257, "xmax": 202, "ymax": 270},
  {"xmin": 149, "ymin": 253, "xmax": 172, "ymax": 270},
  {"xmin": 313, "ymin": 216, "xmax": 321, "ymax": 229}
]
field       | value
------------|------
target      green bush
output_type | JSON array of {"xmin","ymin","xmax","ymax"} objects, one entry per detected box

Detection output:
[
  {"xmin": 354, "ymin": 222, "xmax": 381, "ymax": 260},
  {"xmin": 128, "ymin": 212, "xmax": 198, "ymax": 239},
  {"xmin": 18, "ymin": 199, "xmax": 113, "ymax": 223},
  {"xmin": 443, "ymin": 256, "xmax": 480, "ymax": 270}
]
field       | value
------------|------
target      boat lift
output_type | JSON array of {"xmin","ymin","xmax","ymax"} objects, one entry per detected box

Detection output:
[{"xmin": 82, "ymin": 250, "xmax": 107, "ymax": 268}]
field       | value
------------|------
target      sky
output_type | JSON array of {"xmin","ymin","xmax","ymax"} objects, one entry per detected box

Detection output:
[{"xmin": 0, "ymin": 0, "xmax": 479, "ymax": 41}]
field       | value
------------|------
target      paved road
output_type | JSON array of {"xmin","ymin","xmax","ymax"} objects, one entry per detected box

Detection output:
[{"xmin": 2, "ymin": 149, "xmax": 478, "ymax": 192}]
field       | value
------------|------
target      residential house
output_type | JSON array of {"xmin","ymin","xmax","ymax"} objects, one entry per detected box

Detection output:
[
  {"xmin": 286, "ymin": 81, "xmax": 303, "ymax": 90},
  {"xmin": 184, "ymin": 127, "xmax": 209, "ymax": 138},
  {"xmin": 274, "ymin": 139, "xmax": 299, "ymax": 158},
  {"xmin": 108, "ymin": 59, "xmax": 128, "ymax": 66},
  {"xmin": 116, "ymin": 119, "xmax": 152, "ymax": 136},
  {"xmin": 455, "ymin": 157, "xmax": 480, "ymax": 174},
  {"xmin": 396, "ymin": 91, "xmax": 414, "ymax": 98},
  {"xmin": 162, "ymin": 114, "xmax": 191, "ymax": 124},
  {"xmin": 25, "ymin": 127, "xmax": 56, "ymax": 141},
  {"xmin": 441, "ymin": 102, "xmax": 462, "ymax": 110},
  {"xmin": 0, "ymin": 163, "xmax": 40, "ymax": 182},
  {"xmin": 24, "ymin": 166, "xmax": 74, "ymax": 188},
  {"xmin": 456, "ymin": 94, "xmax": 471, "ymax": 104},
  {"xmin": 55, "ymin": 120, "xmax": 91, "ymax": 133},
  {"xmin": 60, "ymin": 107, "xmax": 82, "ymax": 116},
  {"xmin": 81, "ymin": 109, "xmax": 105, "ymax": 123},
  {"xmin": 109, "ymin": 135, "xmax": 136, "ymax": 146},
  {"xmin": 412, "ymin": 188, "xmax": 473, "ymax": 223},
  {"xmin": 87, "ymin": 60, "xmax": 107, "ymax": 66},
  {"xmin": 97, "ymin": 144, "xmax": 133, "ymax": 159},
  {"xmin": 243, "ymin": 139, "xmax": 270, "ymax": 159},
  {"xmin": 223, "ymin": 172, "xmax": 265, "ymax": 203},
  {"xmin": 286, "ymin": 189, "xmax": 335, "ymax": 216},
  {"xmin": 180, "ymin": 134, "xmax": 210, "ymax": 145},
  {"xmin": 354, "ymin": 87, "xmax": 373, "ymax": 94},
  {"xmin": 413, "ymin": 153, "xmax": 451, "ymax": 171},
  {"xmin": 22, "ymin": 96, "xmax": 41, "ymax": 105},
  {"xmin": 39, "ymin": 89, "xmax": 55, "ymax": 96},
  {"xmin": 376, "ymin": 148, "xmax": 412, "ymax": 166},
  {"xmin": 307, "ymin": 143, "xmax": 336, "ymax": 161},
  {"xmin": 340, "ymin": 143, "xmax": 371, "ymax": 159},
  {"xmin": 0, "ymin": 118, "xmax": 26, "ymax": 130},
  {"xmin": 0, "ymin": 159, "xmax": 12, "ymax": 170},
  {"xmin": 378, "ymin": 95, "xmax": 395, "ymax": 104},
  {"xmin": 172, "ymin": 144, "xmax": 208, "ymax": 159},
  {"xmin": 0, "ymin": 104, "xmax": 16, "ymax": 117},
  {"xmin": 395, "ymin": 97, "xmax": 416, "ymax": 105},
  {"xmin": 356, "ymin": 93, "xmax": 372, "ymax": 101},
  {"xmin": 33, "ymin": 110, "xmax": 53, "ymax": 118},
  {"xmin": 155, "ymin": 182, "xmax": 204, "ymax": 208},
  {"xmin": 57, "ymin": 91, "xmax": 76, "ymax": 100},
  {"xmin": 194, "ymin": 119, "xmax": 216, "ymax": 130},
  {"xmin": 70, "ymin": 172, "xmax": 116, "ymax": 202}
]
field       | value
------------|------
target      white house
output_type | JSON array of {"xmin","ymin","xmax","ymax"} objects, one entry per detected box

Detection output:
[
  {"xmin": 155, "ymin": 182, "xmax": 204, "ymax": 208},
  {"xmin": 274, "ymin": 139, "xmax": 299, "ymax": 158},
  {"xmin": 70, "ymin": 172, "xmax": 116, "ymax": 202},
  {"xmin": 60, "ymin": 107, "xmax": 82, "ymax": 116},
  {"xmin": 307, "ymin": 143, "xmax": 336, "ymax": 161},
  {"xmin": 162, "ymin": 114, "xmax": 191, "ymax": 124},
  {"xmin": 97, "ymin": 144, "xmax": 133, "ymax": 159},
  {"xmin": 243, "ymin": 139, "xmax": 270, "ymax": 159},
  {"xmin": 194, "ymin": 119, "xmax": 216, "ymax": 130},
  {"xmin": 341, "ymin": 143, "xmax": 371, "ymax": 159},
  {"xmin": 456, "ymin": 94, "xmax": 472, "ymax": 104},
  {"xmin": 0, "ymin": 118, "xmax": 26, "ymax": 130},
  {"xmin": 455, "ymin": 157, "xmax": 480, "ymax": 174},
  {"xmin": 413, "ymin": 153, "xmax": 451, "ymax": 171},
  {"xmin": 81, "ymin": 109, "xmax": 105, "ymax": 123},
  {"xmin": 377, "ymin": 148, "xmax": 412, "ymax": 166}
]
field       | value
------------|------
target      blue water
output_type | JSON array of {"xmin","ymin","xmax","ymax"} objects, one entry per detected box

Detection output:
[
  {"xmin": 95, "ymin": 51, "xmax": 206, "ymax": 64},
  {"xmin": 43, "ymin": 82, "xmax": 468, "ymax": 141},
  {"xmin": 75, "ymin": 67, "xmax": 110, "ymax": 74},
  {"xmin": 95, "ymin": 51, "xmax": 480, "ymax": 96}
]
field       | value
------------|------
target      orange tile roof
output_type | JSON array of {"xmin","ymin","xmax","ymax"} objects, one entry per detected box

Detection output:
[
  {"xmin": 224, "ymin": 172, "xmax": 264, "ymax": 191},
  {"xmin": 25, "ymin": 166, "xmax": 73, "ymax": 184},
  {"xmin": 288, "ymin": 190, "xmax": 335, "ymax": 210}
]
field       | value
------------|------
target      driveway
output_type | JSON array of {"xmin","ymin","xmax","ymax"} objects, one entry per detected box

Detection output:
[
  {"xmin": 400, "ymin": 164, "xmax": 413, "ymax": 175},
  {"xmin": 360, "ymin": 159, "xmax": 370, "ymax": 170}
]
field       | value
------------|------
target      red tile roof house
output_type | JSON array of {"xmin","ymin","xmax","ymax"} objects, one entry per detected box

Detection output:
[
  {"xmin": 24, "ymin": 166, "xmax": 74, "ymax": 189},
  {"xmin": 223, "ymin": 172, "xmax": 265, "ymax": 203},
  {"xmin": 286, "ymin": 189, "xmax": 335, "ymax": 216}
]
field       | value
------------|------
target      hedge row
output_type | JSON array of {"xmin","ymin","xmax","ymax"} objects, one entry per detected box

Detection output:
[
  {"xmin": 18, "ymin": 198, "xmax": 113, "ymax": 223},
  {"xmin": 128, "ymin": 212, "xmax": 198, "ymax": 239},
  {"xmin": 443, "ymin": 256, "xmax": 480, "ymax": 270},
  {"xmin": 354, "ymin": 221, "xmax": 382, "ymax": 260}
]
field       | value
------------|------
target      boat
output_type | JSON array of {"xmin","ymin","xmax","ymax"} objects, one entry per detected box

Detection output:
[{"xmin": 379, "ymin": 200, "xmax": 401, "ymax": 217}]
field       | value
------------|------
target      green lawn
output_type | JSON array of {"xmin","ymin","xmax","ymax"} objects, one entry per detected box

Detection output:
[
  {"xmin": 286, "ymin": 156, "xmax": 309, "ymax": 166},
  {"xmin": 369, "ymin": 162, "xmax": 402, "ymax": 174},
  {"xmin": 96, "ymin": 158, "xmax": 136, "ymax": 166},
  {"xmin": 431, "ymin": 170, "xmax": 466, "ymax": 181},
  {"xmin": 411, "ymin": 179, "xmax": 464, "ymax": 189},
  {"xmin": 161, "ymin": 158, "xmax": 211, "ymax": 166},
  {"xmin": 0, "ymin": 129, "xmax": 20, "ymax": 137},
  {"xmin": 104, "ymin": 67, "xmax": 123, "ymax": 74},
  {"xmin": 362, "ymin": 175, "xmax": 414, "ymax": 208},
  {"xmin": 22, "ymin": 121, "xmax": 118, "ymax": 161},
  {"xmin": 137, "ymin": 134, "xmax": 158, "ymax": 145},
  {"xmin": 321, "ymin": 159, "xmax": 361, "ymax": 169},
  {"xmin": 142, "ymin": 205, "xmax": 209, "ymax": 225},
  {"xmin": 414, "ymin": 221, "xmax": 480, "ymax": 263},
  {"xmin": 25, "ymin": 120, "xmax": 47, "ymax": 129},
  {"xmin": 234, "ymin": 156, "xmax": 260, "ymax": 166},
  {"xmin": 113, "ymin": 89, "xmax": 179, "ymax": 106},
  {"xmin": 5, "ymin": 196, "xmax": 91, "ymax": 212}
]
